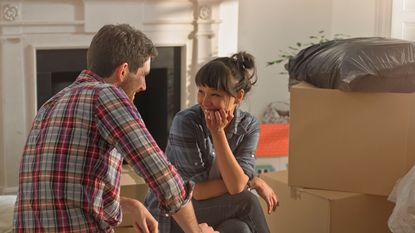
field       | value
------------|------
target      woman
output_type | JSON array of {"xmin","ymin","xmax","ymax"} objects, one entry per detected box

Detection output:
[{"xmin": 145, "ymin": 52, "xmax": 278, "ymax": 233}]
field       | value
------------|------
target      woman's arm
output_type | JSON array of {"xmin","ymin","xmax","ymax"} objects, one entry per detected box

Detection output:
[
  {"xmin": 250, "ymin": 177, "xmax": 279, "ymax": 214},
  {"xmin": 192, "ymin": 179, "xmax": 227, "ymax": 200},
  {"xmin": 210, "ymin": 130, "xmax": 249, "ymax": 194},
  {"xmin": 205, "ymin": 109, "xmax": 249, "ymax": 195}
]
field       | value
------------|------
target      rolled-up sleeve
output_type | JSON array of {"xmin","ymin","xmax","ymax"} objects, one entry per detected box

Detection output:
[
  {"xmin": 95, "ymin": 86, "xmax": 192, "ymax": 214},
  {"xmin": 234, "ymin": 118, "xmax": 260, "ymax": 180}
]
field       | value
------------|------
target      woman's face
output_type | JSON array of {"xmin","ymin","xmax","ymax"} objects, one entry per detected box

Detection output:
[{"xmin": 197, "ymin": 86, "xmax": 238, "ymax": 114}]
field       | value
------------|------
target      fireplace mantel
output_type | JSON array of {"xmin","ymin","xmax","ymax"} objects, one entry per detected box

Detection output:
[{"xmin": 0, "ymin": 0, "xmax": 239, "ymax": 193}]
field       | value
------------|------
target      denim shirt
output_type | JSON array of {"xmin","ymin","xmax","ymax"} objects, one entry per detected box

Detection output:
[{"xmin": 144, "ymin": 104, "xmax": 260, "ymax": 231}]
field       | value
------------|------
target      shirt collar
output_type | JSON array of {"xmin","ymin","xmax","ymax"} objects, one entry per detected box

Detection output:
[
  {"xmin": 76, "ymin": 70, "xmax": 106, "ymax": 83},
  {"xmin": 226, "ymin": 108, "xmax": 247, "ymax": 137}
]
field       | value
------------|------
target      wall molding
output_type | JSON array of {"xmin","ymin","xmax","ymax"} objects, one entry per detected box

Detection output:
[
  {"xmin": 0, "ymin": 0, "xmax": 238, "ymax": 192},
  {"xmin": 1, "ymin": 186, "xmax": 18, "ymax": 195},
  {"xmin": 375, "ymin": 0, "xmax": 392, "ymax": 37}
]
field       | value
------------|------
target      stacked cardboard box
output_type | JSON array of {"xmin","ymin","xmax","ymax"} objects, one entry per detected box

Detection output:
[
  {"xmin": 114, "ymin": 226, "xmax": 137, "ymax": 233},
  {"xmin": 260, "ymin": 171, "xmax": 394, "ymax": 233},
  {"xmin": 288, "ymin": 82, "xmax": 415, "ymax": 195},
  {"xmin": 257, "ymin": 82, "xmax": 415, "ymax": 232},
  {"xmin": 116, "ymin": 165, "xmax": 149, "ymax": 229}
]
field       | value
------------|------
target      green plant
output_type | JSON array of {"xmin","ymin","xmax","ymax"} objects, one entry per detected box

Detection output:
[{"xmin": 267, "ymin": 30, "xmax": 348, "ymax": 74}]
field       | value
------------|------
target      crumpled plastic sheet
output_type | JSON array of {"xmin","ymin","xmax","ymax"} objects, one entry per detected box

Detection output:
[
  {"xmin": 388, "ymin": 165, "xmax": 415, "ymax": 233},
  {"xmin": 287, "ymin": 37, "xmax": 415, "ymax": 93}
]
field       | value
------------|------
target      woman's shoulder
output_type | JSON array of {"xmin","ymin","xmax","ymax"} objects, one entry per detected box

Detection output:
[
  {"xmin": 172, "ymin": 105, "xmax": 204, "ymax": 129},
  {"xmin": 239, "ymin": 109, "xmax": 259, "ymax": 126},
  {"xmin": 236, "ymin": 109, "xmax": 260, "ymax": 134},
  {"xmin": 176, "ymin": 104, "xmax": 202, "ymax": 118}
]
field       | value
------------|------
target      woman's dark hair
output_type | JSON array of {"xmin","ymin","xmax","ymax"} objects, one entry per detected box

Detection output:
[
  {"xmin": 87, "ymin": 24, "xmax": 158, "ymax": 78},
  {"xmin": 195, "ymin": 51, "xmax": 257, "ymax": 97}
]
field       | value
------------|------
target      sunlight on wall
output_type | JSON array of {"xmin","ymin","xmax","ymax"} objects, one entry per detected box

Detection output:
[{"xmin": 218, "ymin": 0, "xmax": 239, "ymax": 56}]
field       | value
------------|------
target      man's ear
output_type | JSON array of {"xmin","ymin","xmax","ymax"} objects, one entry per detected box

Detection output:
[{"xmin": 113, "ymin": 62, "xmax": 129, "ymax": 84}]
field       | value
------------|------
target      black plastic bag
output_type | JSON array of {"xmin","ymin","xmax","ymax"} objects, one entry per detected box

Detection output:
[{"xmin": 287, "ymin": 37, "xmax": 415, "ymax": 92}]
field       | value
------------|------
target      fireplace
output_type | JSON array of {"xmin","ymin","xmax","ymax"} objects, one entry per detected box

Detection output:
[
  {"xmin": 0, "ymin": 0, "xmax": 239, "ymax": 193},
  {"xmin": 36, "ymin": 47, "xmax": 181, "ymax": 150}
]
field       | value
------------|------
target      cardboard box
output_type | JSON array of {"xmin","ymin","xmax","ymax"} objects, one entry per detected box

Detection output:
[
  {"xmin": 114, "ymin": 226, "xmax": 136, "ymax": 233},
  {"xmin": 118, "ymin": 165, "xmax": 149, "ymax": 227},
  {"xmin": 260, "ymin": 171, "xmax": 394, "ymax": 233},
  {"xmin": 288, "ymin": 82, "xmax": 415, "ymax": 196},
  {"xmin": 120, "ymin": 165, "xmax": 148, "ymax": 201}
]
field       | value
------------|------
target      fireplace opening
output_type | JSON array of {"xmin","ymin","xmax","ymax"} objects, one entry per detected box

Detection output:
[{"xmin": 36, "ymin": 47, "xmax": 182, "ymax": 150}]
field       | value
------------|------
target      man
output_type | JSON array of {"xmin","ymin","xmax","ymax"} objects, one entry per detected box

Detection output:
[{"xmin": 13, "ymin": 24, "xmax": 217, "ymax": 233}]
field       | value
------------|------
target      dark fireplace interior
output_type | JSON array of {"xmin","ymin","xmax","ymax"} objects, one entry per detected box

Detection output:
[{"xmin": 36, "ymin": 47, "xmax": 181, "ymax": 151}]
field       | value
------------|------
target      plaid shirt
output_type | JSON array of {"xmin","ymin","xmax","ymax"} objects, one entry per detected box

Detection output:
[{"xmin": 13, "ymin": 70, "xmax": 191, "ymax": 233}]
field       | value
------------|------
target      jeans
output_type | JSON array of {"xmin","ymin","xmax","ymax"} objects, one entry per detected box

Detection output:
[{"xmin": 169, "ymin": 190, "xmax": 270, "ymax": 233}]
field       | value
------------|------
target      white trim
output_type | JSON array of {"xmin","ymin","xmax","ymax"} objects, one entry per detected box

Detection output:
[
  {"xmin": 0, "ymin": 20, "xmax": 84, "ymax": 26},
  {"xmin": 375, "ymin": 0, "xmax": 393, "ymax": 37},
  {"xmin": 1, "ymin": 186, "xmax": 18, "ymax": 195},
  {"xmin": 0, "ymin": 0, "xmax": 239, "ymax": 193}
]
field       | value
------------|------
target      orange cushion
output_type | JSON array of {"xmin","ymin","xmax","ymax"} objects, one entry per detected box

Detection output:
[{"xmin": 256, "ymin": 124, "xmax": 289, "ymax": 157}]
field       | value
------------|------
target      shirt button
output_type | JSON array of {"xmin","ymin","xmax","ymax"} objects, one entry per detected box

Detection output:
[{"xmin": 194, "ymin": 162, "xmax": 198, "ymax": 165}]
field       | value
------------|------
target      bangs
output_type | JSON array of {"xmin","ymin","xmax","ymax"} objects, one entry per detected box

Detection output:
[{"xmin": 195, "ymin": 60, "xmax": 234, "ymax": 95}]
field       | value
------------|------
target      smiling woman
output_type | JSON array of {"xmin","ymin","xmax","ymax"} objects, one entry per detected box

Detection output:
[{"xmin": 144, "ymin": 51, "xmax": 278, "ymax": 233}]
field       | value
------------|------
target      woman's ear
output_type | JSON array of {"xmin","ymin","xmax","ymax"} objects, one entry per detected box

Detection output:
[{"xmin": 235, "ymin": 89, "xmax": 245, "ymax": 104}]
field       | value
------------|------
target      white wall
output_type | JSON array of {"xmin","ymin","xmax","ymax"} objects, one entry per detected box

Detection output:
[
  {"xmin": 218, "ymin": 0, "xmax": 239, "ymax": 56},
  {"xmin": 238, "ymin": 0, "xmax": 383, "ymax": 120},
  {"xmin": 0, "ymin": 0, "xmax": 234, "ymax": 194},
  {"xmin": 331, "ymin": 0, "xmax": 377, "ymax": 37}
]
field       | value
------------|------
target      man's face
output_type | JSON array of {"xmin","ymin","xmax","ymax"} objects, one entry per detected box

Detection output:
[{"xmin": 120, "ymin": 58, "xmax": 151, "ymax": 102}]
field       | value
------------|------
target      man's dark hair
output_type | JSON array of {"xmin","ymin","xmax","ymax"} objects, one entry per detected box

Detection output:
[{"xmin": 87, "ymin": 24, "xmax": 158, "ymax": 77}]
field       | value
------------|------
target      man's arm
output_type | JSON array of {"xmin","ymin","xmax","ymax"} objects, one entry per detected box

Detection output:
[
  {"xmin": 172, "ymin": 201, "xmax": 217, "ymax": 233},
  {"xmin": 95, "ymin": 88, "xmax": 191, "ymax": 213},
  {"xmin": 97, "ymin": 91, "xmax": 216, "ymax": 233},
  {"xmin": 121, "ymin": 197, "xmax": 217, "ymax": 233},
  {"xmin": 117, "ymin": 156, "xmax": 217, "ymax": 233},
  {"xmin": 120, "ymin": 197, "xmax": 158, "ymax": 233}
]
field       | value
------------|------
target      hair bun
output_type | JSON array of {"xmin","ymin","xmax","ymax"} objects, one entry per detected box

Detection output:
[
  {"xmin": 232, "ymin": 51, "xmax": 255, "ymax": 70},
  {"xmin": 230, "ymin": 51, "xmax": 257, "ymax": 93}
]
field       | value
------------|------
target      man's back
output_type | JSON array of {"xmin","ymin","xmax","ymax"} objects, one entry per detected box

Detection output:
[{"xmin": 13, "ymin": 70, "xmax": 124, "ymax": 232}]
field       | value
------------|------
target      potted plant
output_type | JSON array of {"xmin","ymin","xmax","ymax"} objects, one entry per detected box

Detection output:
[{"xmin": 267, "ymin": 30, "xmax": 348, "ymax": 74}]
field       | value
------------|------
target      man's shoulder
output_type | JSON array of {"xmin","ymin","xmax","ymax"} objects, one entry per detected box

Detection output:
[{"xmin": 91, "ymin": 84, "xmax": 129, "ymax": 103}]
